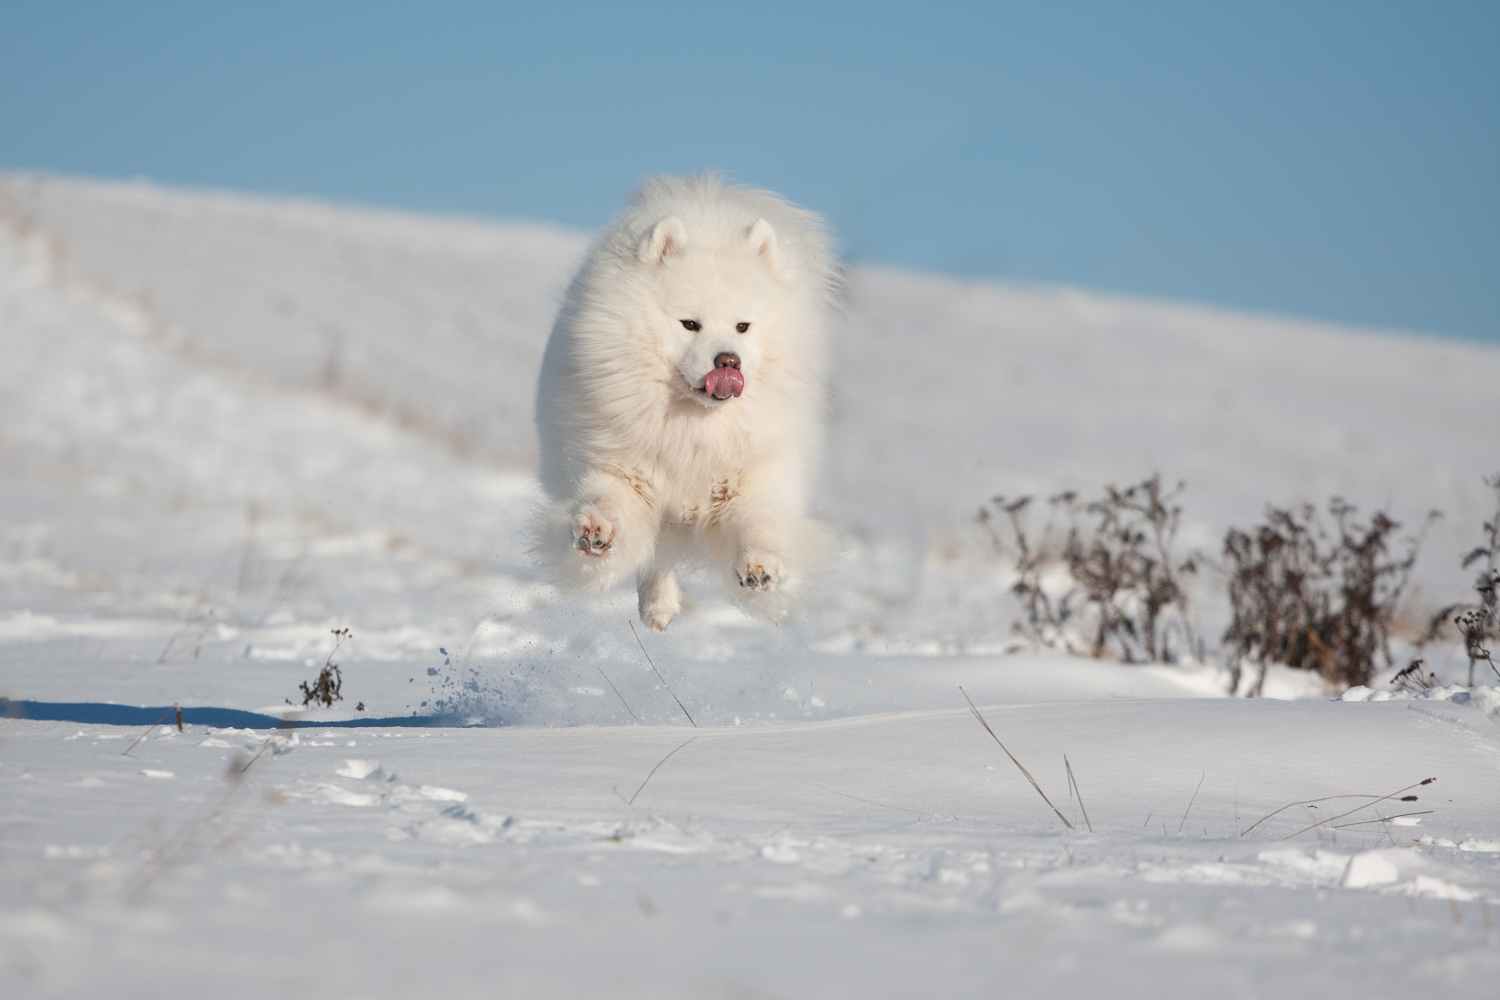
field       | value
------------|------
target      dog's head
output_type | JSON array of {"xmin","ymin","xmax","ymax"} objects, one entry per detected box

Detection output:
[{"xmin": 636, "ymin": 215, "xmax": 786, "ymax": 408}]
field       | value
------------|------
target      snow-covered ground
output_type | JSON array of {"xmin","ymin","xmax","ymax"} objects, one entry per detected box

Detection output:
[{"xmin": 1, "ymin": 173, "xmax": 1498, "ymax": 997}]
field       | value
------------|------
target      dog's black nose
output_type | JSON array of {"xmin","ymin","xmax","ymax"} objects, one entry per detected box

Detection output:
[{"xmin": 714, "ymin": 353, "xmax": 741, "ymax": 370}]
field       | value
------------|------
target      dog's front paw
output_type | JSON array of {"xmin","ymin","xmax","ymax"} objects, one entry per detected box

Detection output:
[
  {"xmin": 735, "ymin": 549, "xmax": 784, "ymax": 593},
  {"xmin": 572, "ymin": 505, "xmax": 617, "ymax": 558}
]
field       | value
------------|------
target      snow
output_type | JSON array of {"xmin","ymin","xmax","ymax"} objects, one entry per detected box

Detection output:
[{"xmin": 1, "ymin": 172, "xmax": 1499, "ymax": 997}]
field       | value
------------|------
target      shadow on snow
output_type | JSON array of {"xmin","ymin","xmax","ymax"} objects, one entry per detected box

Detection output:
[{"xmin": 0, "ymin": 698, "xmax": 486, "ymax": 730}]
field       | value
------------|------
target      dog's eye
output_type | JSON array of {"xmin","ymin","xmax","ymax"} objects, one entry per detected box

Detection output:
[
  {"xmin": 736, "ymin": 322, "xmax": 750, "ymax": 333},
  {"xmin": 680, "ymin": 319, "xmax": 701, "ymax": 332}
]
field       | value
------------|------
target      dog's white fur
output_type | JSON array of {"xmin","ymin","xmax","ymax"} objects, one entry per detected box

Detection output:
[{"xmin": 533, "ymin": 174, "xmax": 838, "ymax": 630}]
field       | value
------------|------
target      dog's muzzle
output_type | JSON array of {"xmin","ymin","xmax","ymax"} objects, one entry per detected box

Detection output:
[{"xmin": 703, "ymin": 353, "xmax": 744, "ymax": 399}]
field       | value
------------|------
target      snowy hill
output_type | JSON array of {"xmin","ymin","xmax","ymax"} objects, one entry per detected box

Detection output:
[
  {"xmin": 3, "ymin": 172, "xmax": 1496, "ymax": 708},
  {"xmin": 2, "ymin": 174, "xmax": 1498, "ymax": 997}
]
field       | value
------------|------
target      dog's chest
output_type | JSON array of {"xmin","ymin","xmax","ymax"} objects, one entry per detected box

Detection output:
[
  {"xmin": 661, "ymin": 471, "xmax": 739, "ymax": 528},
  {"xmin": 638, "ymin": 414, "xmax": 757, "ymax": 527}
]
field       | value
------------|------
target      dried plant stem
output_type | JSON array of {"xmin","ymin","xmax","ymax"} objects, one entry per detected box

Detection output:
[
  {"xmin": 1223, "ymin": 500, "xmax": 1431, "ymax": 693},
  {"xmin": 239, "ymin": 736, "xmax": 276, "ymax": 773},
  {"xmin": 983, "ymin": 476, "xmax": 1199, "ymax": 664},
  {"xmin": 1332, "ymin": 810, "xmax": 1433, "ymax": 830},
  {"xmin": 157, "ymin": 612, "xmax": 213, "ymax": 665},
  {"xmin": 1281, "ymin": 779, "xmax": 1435, "ymax": 841},
  {"xmin": 629, "ymin": 620, "xmax": 696, "ymax": 727},
  {"xmin": 960, "ymin": 688, "xmax": 1073, "ymax": 831},
  {"xmin": 1178, "ymin": 771, "xmax": 1205, "ymax": 834},
  {"xmin": 240, "ymin": 710, "xmax": 303, "ymax": 773},
  {"xmin": 629, "ymin": 737, "xmax": 697, "ymax": 805},
  {"xmin": 237, "ymin": 502, "xmax": 260, "ymax": 599},
  {"xmin": 1064, "ymin": 755, "xmax": 1092, "ymax": 833},
  {"xmin": 597, "ymin": 665, "xmax": 639, "ymax": 723},
  {"xmin": 1241, "ymin": 793, "xmax": 1388, "ymax": 837},
  {"xmin": 122, "ymin": 704, "xmax": 177, "ymax": 757}
]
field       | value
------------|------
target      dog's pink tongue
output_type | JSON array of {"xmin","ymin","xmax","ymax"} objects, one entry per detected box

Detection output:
[{"xmin": 704, "ymin": 367, "xmax": 745, "ymax": 400}]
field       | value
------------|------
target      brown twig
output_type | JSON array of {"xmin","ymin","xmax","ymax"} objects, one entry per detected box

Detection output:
[
  {"xmin": 597, "ymin": 665, "xmax": 639, "ymax": 723},
  {"xmin": 629, "ymin": 621, "xmax": 696, "ymax": 727},
  {"xmin": 1281, "ymin": 779, "xmax": 1435, "ymax": 841},
  {"xmin": 1064, "ymin": 755, "xmax": 1092, "ymax": 833},
  {"xmin": 960, "ymin": 688, "xmax": 1073, "ymax": 830},
  {"xmin": 1178, "ymin": 771, "xmax": 1205, "ymax": 834},
  {"xmin": 122, "ymin": 704, "xmax": 177, "ymax": 757},
  {"xmin": 629, "ymin": 737, "xmax": 697, "ymax": 805}
]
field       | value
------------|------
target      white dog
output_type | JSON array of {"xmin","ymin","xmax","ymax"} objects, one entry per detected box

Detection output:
[{"xmin": 533, "ymin": 174, "xmax": 838, "ymax": 630}]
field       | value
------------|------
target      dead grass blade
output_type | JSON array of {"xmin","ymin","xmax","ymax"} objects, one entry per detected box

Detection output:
[
  {"xmin": 239, "ymin": 735, "xmax": 276, "ymax": 773},
  {"xmin": 597, "ymin": 665, "xmax": 640, "ymax": 723},
  {"xmin": 122, "ymin": 704, "xmax": 178, "ymax": 757},
  {"xmin": 1178, "ymin": 771, "xmax": 1205, "ymax": 834},
  {"xmin": 960, "ymin": 687, "xmax": 1073, "ymax": 831},
  {"xmin": 1241, "ymin": 792, "xmax": 1388, "ymax": 836},
  {"xmin": 237, "ymin": 501, "xmax": 260, "ymax": 599},
  {"xmin": 630, "ymin": 620, "xmax": 696, "ymax": 727},
  {"xmin": 1332, "ymin": 810, "xmax": 1433, "ymax": 830},
  {"xmin": 1064, "ymin": 755, "xmax": 1092, "ymax": 833},
  {"xmin": 629, "ymin": 736, "xmax": 698, "ymax": 805},
  {"xmin": 156, "ymin": 610, "xmax": 215, "ymax": 665},
  {"xmin": 1281, "ymin": 778, "xmax": 1435, "ymax": 841},
  {"xmin": 240, "ymin": 712, "xmax": 301, "ymax": 773},
  {"xmin": 799, "ymin": 780, "xmax": 920, "ymax": 816}
]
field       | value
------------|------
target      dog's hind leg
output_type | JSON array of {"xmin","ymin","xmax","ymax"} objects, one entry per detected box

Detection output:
[{"xmin": 637, "ymin": 565, "xmax": 682, "ymax": 632}]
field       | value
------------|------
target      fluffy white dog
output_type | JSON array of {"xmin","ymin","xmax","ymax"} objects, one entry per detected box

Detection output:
[{"xmin": 533, "ymin": 174, "xmax": 838, "ymax": 630}]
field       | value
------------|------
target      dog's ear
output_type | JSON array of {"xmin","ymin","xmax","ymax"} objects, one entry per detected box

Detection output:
[
  {"xmin": 748, "ymin": 218, "xmax": 779, "ymax": 272},
  {"xmin": 639, "ymin": 216, "xmax": 689, "ymax": 265}
]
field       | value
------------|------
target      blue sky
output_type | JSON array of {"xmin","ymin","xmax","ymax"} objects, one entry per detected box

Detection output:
[{"xmin": 2, "ymin": 1, "xmax": 1496, "ymax": 342}]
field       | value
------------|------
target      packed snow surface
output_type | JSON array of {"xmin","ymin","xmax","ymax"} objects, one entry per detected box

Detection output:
[{"xmin": 1, "ymin": 174, "xmax": 1498, "ymax": 997}]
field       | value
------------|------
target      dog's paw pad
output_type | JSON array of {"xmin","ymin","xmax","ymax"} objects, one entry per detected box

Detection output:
[
  {"xmin": 642, "ymin": 606, "xmax": 677, "ymax": 632},
  {"xmin": 735, "ymin": 551, "xmax": 783, "ymax": 593},
  {"xmin": 572, "ymin": 509, "xmax": 616, "ymax": 557}
]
